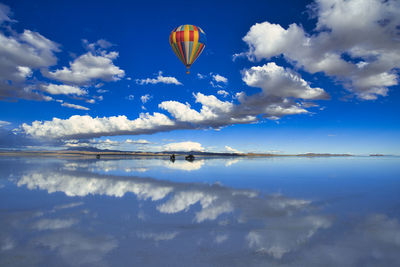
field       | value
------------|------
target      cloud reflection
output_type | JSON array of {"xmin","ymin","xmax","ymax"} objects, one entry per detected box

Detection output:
[
  {"xmin": 13, "ymin": 167, "xmax": 335, "ymax": 261},
  {"xmin": 3, "ymin": 157, "xmax": 400, "ymax": 266}
]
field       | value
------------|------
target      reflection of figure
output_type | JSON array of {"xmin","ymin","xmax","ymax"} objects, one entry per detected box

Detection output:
[
  {"xmin": 185, "ymin": 154, "xmax": 195, "ymax": 162},
  {"xmin": 170, "ymin": 154, "xmax": 175, "ymax": 162},
  {"xmin": 96, "ymin": 154, "xmax": 101, "ymax": 159}
]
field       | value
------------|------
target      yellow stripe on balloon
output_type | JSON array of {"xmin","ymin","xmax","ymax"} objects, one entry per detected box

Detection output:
[
  {"xmin": 189, "ymin": 29, "xmax": 199, "ymax": 64},
  {"xmin": 184, "ymin": 25, "xmax": 189, "ymax": 42},
  {"xmin": 172, "ymin": 32, "xmax": 176, "ymax": 43},
  {"xmin": 184, "ymin": 25, "xmax": 190, "ymax": 64}
]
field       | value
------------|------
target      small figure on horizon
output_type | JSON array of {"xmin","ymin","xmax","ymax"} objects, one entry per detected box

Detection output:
[
  {"xmin": 96, "ymin": 154, "xmax": 101, "ymax": 159},
  {"xmin": 185, "ymin": 154, "xmax": 195, "ymax": 161},
  {"xmin": 170, "ymin": 154, "xmax": 175, "ymax": 162}
]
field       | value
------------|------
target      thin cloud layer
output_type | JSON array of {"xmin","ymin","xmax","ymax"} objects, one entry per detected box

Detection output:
[
  {"xmin": 237, "ymin": 0, "xmax": 400, "ymax": 100},
  {"xmin": 136, "ymin": 71, "xmax": 182, "ymax": 85},
  {"xmin": 61, "ymin": 102, "xmax": 89, "ymax": 111}
]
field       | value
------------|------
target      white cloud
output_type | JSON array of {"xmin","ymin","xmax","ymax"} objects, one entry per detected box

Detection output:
[
  {"xmin": 225, "ymin": 146, "xmax": 241, "ymax": 154},
  {"xmin": 61, "ymin": 102, "xmax": 90, "ymax": 111},
  {"xmin": 238, "ymin": 0, "xmax": 400, "ymax": 100},
  {"xmin": 217, "ymin": 90, "xmax": 229, "ymax": 97},
  {"xmin": 127, "ymin": 94, "xmax": 134, "ymax": 101},
  {"xmin": 141, "ymin": 94, "xmax": 152, "ymax": 104},
  {"xmin": 45, "ymin": 51, "xmax": 125, "ymax": 84},
  {"xmin": 136, "ymin": 71, "xmax": 182, "ymax": 85},
  {"xmin": 22, "ymin": 113, "xmax": 175, "ymax": 139},
  {"xmin": 242, "ymin": 63, "xmax": 329, "ymax": 100},
  {"xmin": 0, "ymin": 21, "xmax": 59, "ymax": 100},
  {"xmin": 41, "ymin": 84, "xmax": 87, "ymax": 96},
  {"xmin": 210, "ymin": 73, "xmax": 228, "ymax": 88},
  {"xmin": 163, "ymin": 141, "xmax": 205, "ymax": 152},
  {"xmin": 212, "ymin": 74, "xmax": 228, "ymax": 84}
]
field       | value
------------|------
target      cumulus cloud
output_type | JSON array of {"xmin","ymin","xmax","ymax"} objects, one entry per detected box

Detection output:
[
  {"xmin": 225, "ymin": 146, "xmax": 242, "ymax": 154},
  {"xmin": 21, "ymin": 60, "xmax": 328, "ymax": 140},
  {"xmin": 163, "ymin": 141, "xmax": 205, "ymax": 152},
  {"xmin": 242, "ymin": 63, "xmax": 329, "ymax": 100},
  {"xmin": 41, "ymin": 84, "xmax": 87, "ymax": 96},
  {"xmin": 0, "ymin": 4, "xmax": 125, "ymax": 105},
  {"xmin": 22, "ymin": 63, "xmax": 326, "ymax": 139},
  {"xmin": 136, "ymin": 71, "xmax": 182, "ymax": 85},
  {"xmin": 237, "ymin": 0, "xmax": 400, "ymax": 100},
  {"xmin": 61, "ymin": 102, "xmax": 89, "ymax": 111},
  {"xmin": 45, "ymin": 51, "xmax": 125, "ymax": 84},
  {"xmin": 22, "ymin": 113, "xmax": 176, "ymax": 139},
  {"xmin": 0, "ymin": 16, "xmax": 59, "ymax": 100}
]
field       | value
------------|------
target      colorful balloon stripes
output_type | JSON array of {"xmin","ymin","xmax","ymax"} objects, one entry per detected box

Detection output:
[{"xmin": 169, "ymin": 24, "xmax": 206, "ymax": 74}]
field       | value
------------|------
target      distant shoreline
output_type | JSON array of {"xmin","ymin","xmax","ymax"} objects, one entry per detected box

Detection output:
[{"xmin": 0, "ymin": 150, "xmax": 356, "ymax": 158}]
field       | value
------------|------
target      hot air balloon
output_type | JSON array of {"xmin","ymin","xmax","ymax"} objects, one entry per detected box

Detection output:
[{"xmin": 169, "ymin": 25, "xmax": 206, "ymax": 74}]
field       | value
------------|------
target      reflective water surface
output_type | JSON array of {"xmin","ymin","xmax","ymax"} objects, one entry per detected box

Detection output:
[{"xmin": 1, "ymin": 156, "xmax": 399, "ymax": 266}]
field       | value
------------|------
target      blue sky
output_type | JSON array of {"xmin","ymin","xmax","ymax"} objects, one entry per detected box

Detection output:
[{"xmin": 0, "ymin": 0, "xmax": 399, "ymax": 154}]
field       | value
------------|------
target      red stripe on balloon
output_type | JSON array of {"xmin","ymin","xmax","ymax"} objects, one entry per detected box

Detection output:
[{"xmin": 189, "ymin": 30, "xmax": 194, "ymax": 42}]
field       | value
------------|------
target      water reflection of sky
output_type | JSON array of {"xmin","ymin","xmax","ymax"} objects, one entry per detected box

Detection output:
[{"xmin": 1, "ymin": 157, "xmax": 400, "ymax": 266}]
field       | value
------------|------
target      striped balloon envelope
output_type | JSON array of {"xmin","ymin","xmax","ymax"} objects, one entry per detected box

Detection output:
[{"xmin": 169, "ymin": 25, "xmax": 206, "ymax": 74}]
